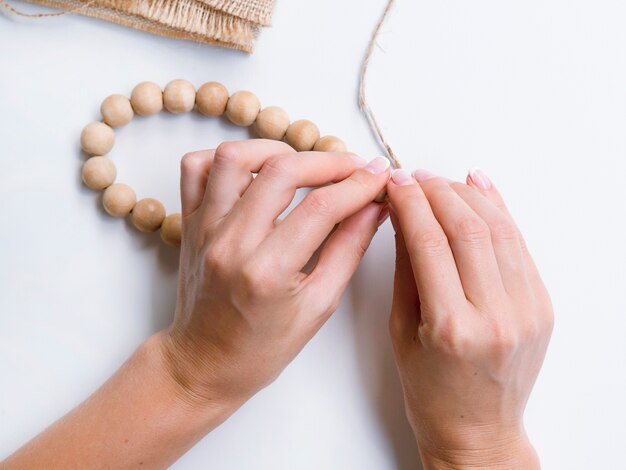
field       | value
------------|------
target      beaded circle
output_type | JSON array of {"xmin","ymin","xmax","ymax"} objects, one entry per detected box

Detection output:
[{"xmin": 80, "ymin": 80, "xmax": 348, "ymax": 248}]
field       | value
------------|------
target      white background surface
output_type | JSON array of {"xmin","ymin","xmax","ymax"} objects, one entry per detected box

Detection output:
[{"xmin": 1, "ymin": 1, "xmax": 625, "ymax": 469}]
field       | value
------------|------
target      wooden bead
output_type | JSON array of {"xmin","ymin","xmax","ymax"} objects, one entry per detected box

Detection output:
[
  {"xmin": 131, "ymin": 198, "xmax": 166, "ymax": 233},
  {"xmin": 161, "ymin": 213, "xmax": 182, "ymax": 247},
  {"xmin": 196, "ymin": 82, "xmax": 229, "ymax": 117},
  {"xmin": 163, "ymin": 79, "xmax": 196, "ymax": 114},
  {"xmin": 285, "ymin": 119, "xmax": 320, "ymax": 151},
  {"xmin": 82, "ymin": 156, "xmax": 117, "ymax": 190},
  {"xmin": 130, "ymin": 81, "xmax": 163, "ymax": 116},
  {"xmin": 101, "ymin": 94, "xmax": 134, "ymax": 128},
  {"xmin": 102, "ymin": 183, "xmax": 136, "ymax": 218},
  {"xmin": 226, "ymin": 91, "xmax": 260, "ymax": 126},
  {"xmin": 255, "ymin": 106, "xmax": 290, "ymax": 140},
  {"xmin": 313, "ymin": 135, "xmax": 347, "ymax": 153},
  {"xmin": 80, "ymin": 122, "xmax": 115, "ymax": 156}
]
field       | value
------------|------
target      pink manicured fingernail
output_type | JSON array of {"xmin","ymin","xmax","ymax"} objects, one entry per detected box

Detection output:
[
  {"xmin": 377, "ymin": 204, "xmax": 390, "ymax": 226},
  {"xmin": 412, "ymin": 169, "xmax": 436, "ymax": 182},
  {"xmin": 468, "ymin": 168, "xmax": 492, "ymax": 190},
  {"xmin": 391, "ymin": 169, "xmax": 415, "ymax": 186},
  {"xmin": 351, "ymin": 154, "xmax": 368, "ymax": 166},
  {"xmin": 364, "ymin": 156, "xmax": 390, "ymax": 175}
]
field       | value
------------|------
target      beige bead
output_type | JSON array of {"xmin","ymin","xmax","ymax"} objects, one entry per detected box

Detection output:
[
  {"xmin": 313, "ymin": 135, "xmax": 347, "ymax": 153},
  {"xmin": 100, "ymin": 94, "xmax": 134, "ymax": 128},
  {"xmin": 80, "ymin": 122, "xmax": 115, "ymax": 156},
  {"xmin": 161, "ymin": 213, "xmax": 182, "ymax": 247},
  {"xmin": 131, "ymin": 198, "xmax": 166, "ymax": 233},
  {"xmin": 82, "ymin": 156, "xmax": 117, "ymax": 190},
  {"xmin": 196, "ymin": 82, "xmax": 229, "ymax": 117},
  {"xmin": 285, "ymin": 119, "xmax": 320, "ymax": 151},
  {"xmin": 226, "ymin": 91, "xmax": 261, "ymax": 126},
  {"xmin": 102, "ymin": 183, "xmax": 136, "ymax": 218},
  {"xmin": 130, "ymin": 81, "xmax": 163, "ymax": 116},
  {"xmin": 255, "ymin": 106, "xmax": 290, "ymax": 140},
  {"xmin": 163, "ymin": 79, "xmax": 196, "ymax": 114}
]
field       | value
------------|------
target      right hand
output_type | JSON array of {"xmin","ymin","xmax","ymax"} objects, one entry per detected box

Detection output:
[
  {"xmin": 158, "ymin": 140, "xmax": 390, "ymax": 417},
  {"xmin": 386, "ymin": 168, "xmax": 553, "ymax": 469}
]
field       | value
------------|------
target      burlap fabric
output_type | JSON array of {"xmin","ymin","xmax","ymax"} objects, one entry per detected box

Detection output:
[{"xmin": 23, "ymin": 0, "xmax": 276, "ymax": 52}]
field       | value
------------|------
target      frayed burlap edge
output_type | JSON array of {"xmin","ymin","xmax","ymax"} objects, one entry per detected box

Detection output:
[
  {"xmin": 24, "ymin": 0, "xmax": 260, "ymax": 52},
  {"xmin": 197, "ymin": 0, "xmax": 273, "ymax": 26}
]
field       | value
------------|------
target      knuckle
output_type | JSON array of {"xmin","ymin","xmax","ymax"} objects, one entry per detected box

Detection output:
[
  {"xmin": 454, "ymin": 217, "xmax": 490, "ymax": 244},
  {"xmin": 214, "ymin": 141, "xmax": 240, "ymax": 165},
  {"xmin": 259, "ymin": 155, "xmax": 292, "ymax": 180},
  {"xmin": 239, "ymin": 259, "xmax": 277, "ymax": 298},
  {"xmin": 429, "ymin": 315, "xmax": 470, "ymax": 356},
  {"xmin": 203, "ymin": 241, "xmax": 229, "ymax": 273},
  {"xmin": 409, "ymin": 229, "xmax": 450, "ymax": 257},
  {"xmin": 180, "ymin": 151, "xmax": 201, "ymax": 173},
  {"xmin": 489, "ymin": 218, "xmax": 518, "ymax": 241},
  {"xmin": 485, "ymin": 321, "xmax": 519, "ymax": 357},
  {"xmin": 351, "ymin": 169, "xmax": 376, "ymax": 189},
  {"xmin": 302, "ymin": 190, "xmax": 335, "ymax": 218}
]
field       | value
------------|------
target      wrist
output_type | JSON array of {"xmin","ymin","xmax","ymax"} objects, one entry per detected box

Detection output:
[
  {"xmin": 144, "ymin": 331, "xmax": 243, "ymax": 430},
  {"xmin": 416, "ymin": 429, "xmax": 539, "ymax": 470}
]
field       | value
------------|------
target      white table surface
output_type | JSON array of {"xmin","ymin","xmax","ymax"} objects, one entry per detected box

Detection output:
[{"xmin": 1, "ymin": 1, "xmax": 625, "ymax": 469}]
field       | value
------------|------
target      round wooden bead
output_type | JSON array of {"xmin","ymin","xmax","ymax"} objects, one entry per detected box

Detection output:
[
  {"xmin": 130, "ymin": 81, "xmax": 163, "ymax": 116},
  {"xmin": 163, "ymin": 79, "xmax": 196, "ymax": 114},
  {"xmin": 255, "ymin": 106, "xmax": 290, "ymax": 140},
  {"xmin": 313, "ymin": 135, "xmax": 347, "ymax": 153},
  {"xmin": 226, "ymin": 91, "xmax": 261, "ymax": 126},
  {"xmin": 80, "ymin": 122, "xmax": 115, "ymax": 156},
  {"xmin": 82, "ymin": 156, "xmax": 117, "ymax": 190},
  {"xmin": 196, "ymin": 82, "xmax": 229, "ymax": 117},
  {"xmin": 102, "ymin": 183, "xmax": 136, "ymax": 218},
  {"xmin": 285, "ymin": 119, "xmax": 320, "ymax": 151},
  {"xmin": 100, "ymin": 94, "xmax": 134, "ymax": 128},
  {"xmin": 131, "ymin": 198, "xmax": 166, "ymax": 233},
  {"xmin": 161, "ymin": 213, "xmax": 182, "ymax": 247}
]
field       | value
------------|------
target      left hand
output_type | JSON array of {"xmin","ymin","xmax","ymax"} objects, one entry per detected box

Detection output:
[{"xmin": 159, "ymin": 140, "xmax": 391, "ymax": 414}]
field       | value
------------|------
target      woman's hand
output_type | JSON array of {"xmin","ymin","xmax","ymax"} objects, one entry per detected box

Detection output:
[
  {"xmin": 159, "ymin": 140, "xmax": 390, "ymax": 416},
  {"xmin": 3, "ymin": 141, "xmax": 389, "ymax": 470},
  {"xmin": 386, "ymin": 168, "xmax": 553, "ymax": 470}
]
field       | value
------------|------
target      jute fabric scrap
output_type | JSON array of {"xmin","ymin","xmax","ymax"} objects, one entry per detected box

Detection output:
[{"xmin": 19, "ymin": 0, "xmax": 276, "ymax": 52}]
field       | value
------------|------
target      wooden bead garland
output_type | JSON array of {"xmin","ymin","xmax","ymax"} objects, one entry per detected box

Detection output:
[{"xmin": 80, "ymin": 80, "xmax": 351, "ymax": 249}]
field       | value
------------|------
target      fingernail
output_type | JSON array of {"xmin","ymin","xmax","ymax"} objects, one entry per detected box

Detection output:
[
  {"xmin": 364, "ymin": 156, "xmax": 390, "ymax": 175},
  {"xmin": 468, "ymin": 167, "xmax": 492, "ymax": 190},
  {"xmin": 377, "ymin": 204, "xmax": 390, "ymax": 226},
  {"xmin": 412, "ymin": 169, "xmax": 436, "ymax": 182},
  {"xmin": 391, "ymin": 169, "xmax": 415, "ymax": 186},
  {"xmin": 350, "ymin": 154, "xmax": 368, "ymax": 166}
]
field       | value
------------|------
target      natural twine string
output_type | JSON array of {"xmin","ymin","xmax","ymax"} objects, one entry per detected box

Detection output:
[
  {"xmin": 5, "ymin": 0, "xmax": 399, "ymax": 166},
  {"xmin": 0, "ymin": 0, "xmax": 92, "ymax": 17},
  {"xmin": 358, "ymin": 0, "xmax": 401, "ymax": 169},
  {"xmin": 0, "ymin": 0, "xmax": 62, "ymax": 16}
]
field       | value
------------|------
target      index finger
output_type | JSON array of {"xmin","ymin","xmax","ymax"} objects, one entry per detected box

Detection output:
[
  {"xmin": 386, "ymin": 169, "xmax": 466, "ymax": 314},
  {"xmin": 258, "ymin": 156, "xmax": 391, "ymax": 275}
]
